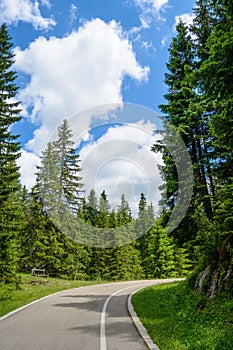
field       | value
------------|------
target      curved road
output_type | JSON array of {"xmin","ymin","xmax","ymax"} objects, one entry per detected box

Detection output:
[{"xmin": 0, "ymin": 279, "xmax": 176, "ymax": 350}]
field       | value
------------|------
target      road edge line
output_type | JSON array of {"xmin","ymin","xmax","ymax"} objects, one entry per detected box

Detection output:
[
  {"xmin": 0, "ymin": 286, "xmax": 84, "ymax": 322},
  {"xmin": 100, "ymin": 285, "xmax": 142, "ymax": 350}
]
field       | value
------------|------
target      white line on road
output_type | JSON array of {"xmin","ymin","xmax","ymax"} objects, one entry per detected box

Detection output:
[
  {"xmin": 99, "ymin": 279, "xmax": 183, "ymax": 350},
  {"xmin": 100, "ymin": 285, "xmax": 141, "ymax": 350}
]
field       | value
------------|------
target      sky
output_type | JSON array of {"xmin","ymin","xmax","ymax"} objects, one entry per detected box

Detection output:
[{"xmin": 1, "ymin": 0, "xmax": 196, "ymax": 216}]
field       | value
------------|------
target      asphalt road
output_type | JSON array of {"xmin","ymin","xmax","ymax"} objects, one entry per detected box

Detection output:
[{"xmin": 0, "ymin": 279, "xmax": 175, "ymax": 350}]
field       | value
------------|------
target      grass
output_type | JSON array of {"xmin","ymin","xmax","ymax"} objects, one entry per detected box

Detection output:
[
  {"xmin": 132, "ymin": 281, "xmax": 233, "ymax": 350},
  {"xmin": 0, "ymin": 273, "xmax": 102, "ymax": 317}
]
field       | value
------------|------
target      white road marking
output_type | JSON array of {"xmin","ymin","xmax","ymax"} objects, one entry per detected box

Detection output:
[
  {"xmin": 0, "ymin": 287, "xmax": 84, "ymax": 321},
  {"xmin": 100, "ymin": 285, "xmax": 142, "ymax": 350}
]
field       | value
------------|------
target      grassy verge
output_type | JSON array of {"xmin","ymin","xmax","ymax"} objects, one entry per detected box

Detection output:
[
  {"xmin": 132, "ymin": 281, "xmax": 233, "ymax": 350},
  {"xmin": 0, "ymin": 273, "xmax": 102, "ymax": 317}
]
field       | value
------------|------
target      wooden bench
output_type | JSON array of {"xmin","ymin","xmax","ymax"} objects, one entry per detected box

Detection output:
[{"xmin": 31, "ymin": 268, "xmax": 47, "ymax": 277}]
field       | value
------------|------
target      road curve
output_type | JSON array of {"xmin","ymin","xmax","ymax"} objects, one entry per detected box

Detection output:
[{"xmin": 0, "ymin": 279, "xmax": 177, "ymax": 350}]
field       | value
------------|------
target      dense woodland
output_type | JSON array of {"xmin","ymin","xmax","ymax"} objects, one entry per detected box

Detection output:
[{"xmin": 0, "ymin": 0, "xmax": 232, "ymax": 297}]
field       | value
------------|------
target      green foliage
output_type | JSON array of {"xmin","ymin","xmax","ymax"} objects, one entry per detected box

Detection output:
[
  {"xmin": 117, "ymin": 194, "xmax": 132, "ymax": 225},
  {"xmin": 0, "ymin": 274, "xmax": 102, "ymax": 317},
  {"xmin": 54, "ymin": 119, "xmax": 83, "ymax": 212},
  {"xmin": 20, "ymin": 191, "xmax": 88, "ymax": 278},
  {"xmin": 150, "ymin": 0, "xmax": 233, "ymax": 296},
  {"xmin": 0, "ymin": 24, "xmax": 24, "ymax": 282},
  {"xmin": 132, "ymin": 281, "xmax": 233, "ymax": 350},
  {"xmin": 36, "ymin": 119, "xmax": 83, "ymax": 219},
  {"xmin": 2, "ymin": 1, "xmax": 232, "ymax": 292},
  {"xmin": 143, "ymin": 223, "xmax": 192, "ymax": 278}
]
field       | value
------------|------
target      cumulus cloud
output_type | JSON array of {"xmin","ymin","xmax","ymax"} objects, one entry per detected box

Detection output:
[
  {"xmin": 17, "ymin": 150, "xmax": 41, "ymax": 188},
  {"xmin": 0, "ymin": 0, "xmax": 56, "ymax": 30},
  {"xmin": 134, "ymin": 0, "xmax": 169, "ymax": 28},
  {"xmin": 174, "ymin": 13, "xmax": 194, "ymax": 30},
  {"xmin": 40, "ymin": 0, "xmax": 51, "ymax": 8},
  {"xmin": 14, "ymin": 19, "xmax": 149, "ymax": 155},
  {"xmin": 80, "ymin": 121, "xmax": 163, "ymax": 216}
]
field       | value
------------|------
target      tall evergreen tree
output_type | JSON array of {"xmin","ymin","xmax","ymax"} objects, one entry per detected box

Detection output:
[
  {"xmin": 97, "ymin": 190, "xmax": 110, "ymax": 228},
  {"xmin": 138, "ymin": 193, "xmax": 147, "ymax": 216},
  {"xmin": 20, "ymin": 189, "xmax": 88, "ymax": 278},
  {"xmin": 0, "ymin": 24, "xmax": 23, "ymax": 281},
  {"xmin": 84, "ymin": 189, "xmax": 98, "ymax": 226},
  {"xmin": 159, "ymin": 19, "xmax": 212, "ymax": 218},
  {"xmin": 199, "ymin": 0, "xmax": 233, "ymax": 155},
  {"xmin": 136, "ymin": 193, "xmax": 155, "ymax": 261},
  {"xmin": 191, "ymin": 0, "xmax": 214, "ymax": 63},
  {"xmin": 152, "ymin": 19, "xmax": 214, "ymax": 249},
  {"xmin": 36, "ymin": 119, "xmax": 83, "ymax": 224},
  {"xmin": 36, "ymin": 142, "xmax": 61, "ymax": 217},
  {"xmin": 191, "ymin": 0, "xmax": 233, "ymax": 294},
  {"xmin": 54, "ymin": 119, "xmax": 83, "ymax": 214},
  {"xmin": 117, "ymin": 194, "xmax": 132, "ymax": 226},
  {"xmin": 144, "ymin": 222, "xmax": 191, "ymax": 278}
]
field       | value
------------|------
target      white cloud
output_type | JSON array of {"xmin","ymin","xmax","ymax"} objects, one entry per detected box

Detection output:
[
  {"xmin": 17, "ymin": 150, "xmax": 40, "ymax": 189},
  {"xmin": 134, "ymin": 0, "xmax": 169, "ymax": 27},
  {"xmin": 80, "ymin": 121, "xmax": 163, "ymax": 216},
  {"xmin": 174, "ymin": 13, "xmax": 194, "ymax": 31},
  {"xmin": 14, "ymin": 19, "xmax": 149, "ymax": 155},
  {"xmin": 69, "ymin": 3, "xmax": 78, "ymax": 26},
  {"xmin": 40, "ymin": 0, "xmax": 51, "ymax": 8},
  {"xmin": 0, "ymin": 0, "xmax": 56, "ymax": 30}
]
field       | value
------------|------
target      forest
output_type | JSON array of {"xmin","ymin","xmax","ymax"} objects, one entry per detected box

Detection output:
[{"xmin": 0, "ymin": 0, "xmax": 232, "ymax": 298}]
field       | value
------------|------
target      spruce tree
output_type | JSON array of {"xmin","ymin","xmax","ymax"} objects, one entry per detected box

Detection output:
[
  {"xmin": 117, "ymin": 194, "xmax": 132, "ymax": 226},
  {"xmin": 152, "ymin": 19, "xmax": 214, "ymax": 249},
  {"xmin": 97, "ymin": 190, "xmax": 110, "ymax": 228},
  {"xmin": 36, "ymin": 142, "xmax": 61, "ymax": 217},
  {"xmin": 191, "ymin": 0, "xmax": 214, "ymax": 63},
  {"xmin": 199, "ymin": 0, "xmax": 233, "ymax": 154},
  {"xmin": 193, "ymin": 0, "xmax": 233, "ymax": 293},
  {"xmin": 136, "ymin": 193, "xmax": 155, "ymax": 261},
  {"xmin": 21, "ymin": 189, "xmax": 88, "ymax": 278},
  {"xmin": 85, "ymin": 189, "xmax": 98, "ymax": 226},
  {"xmin": 0, "ymin": 24, "xmax": 23, "ymax": 281},
  {"xmin": 143, "ymin": 222, "xmax": 191, "ymax": 278},
  {"xmin": 158, "ymin": 19, "xmax": 212, "ymax": 219},
  {"xmin": 54, "ymin": 119, "xmax": 83, "ymax": 214}
]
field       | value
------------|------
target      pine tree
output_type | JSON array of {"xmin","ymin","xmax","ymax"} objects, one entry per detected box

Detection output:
[
  {"xmin": 117, "ymin": 194, "xmax": 132, "ymax": 226},
  {"xmin": 111, "ymin": 243, "xmax": 143, "ymax": 280},
  {"xmin": 0, "ymin": 24, "xmax": 23, "ymax": 281},
  {"xmin": 191, "ymin": 0, "xmax": 214, "ymax": 63},
  {"xmin": 85, "ymin": 189, "xmax": 98, "ymax": 226},
  {"xmin": 158, "ymin": 19, "xmax": 210, "ymax": 218},
  {"xmin": 97, "ymin": 190, "xmax": 110, "ymax": 228},
  {"xmin": 199, "ymin": 0, "xmax": 233, "ymax": 155},
  {"xmin": 136, "ymin": 193, "xmax": 155, "ymax": 262},
  {"xmin": 36, "ymin": 142, "xmax": 61, "ymax": 217},
  {"xmin": 144, "ymin": 222, "xmax": 191, "ymax": 278},
  {"xmin": 190, "ymin": 0, "xmax": 233, "ymax": 294},
  {"xmin": 138, "ymin": 193, "xmax": 147, "ymax": 215},
  {"xmin": 197, "ymin": 0, "xmax": 233, "ymax": 234},
  {"xmin": 21, "ymin": 189, "xmax": 88, "ymax": 278},
  {"xmin": 190, "ymin": 0, "xmax": 216, "ymax": 205},
  {"xmin": 152, "ymin": 19, "xmax": 215, "ymax": 250},
  {"xmin": 54, "ymin": 119, "xmax": 83, "ymax": 214}
]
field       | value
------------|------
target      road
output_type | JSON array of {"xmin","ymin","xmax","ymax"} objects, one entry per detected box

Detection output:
[{"xmin": 0, "ymin": 279, "xmax": 176, "ymax": 350}]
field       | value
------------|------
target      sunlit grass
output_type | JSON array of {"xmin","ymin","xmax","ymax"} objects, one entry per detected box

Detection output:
[
  {"xmin": 0, "ymin": 273, "xmax": 101, "ymax": 317},
  {"xmin": 132, "ymin": 281, "xmax": 233, "ymax": 350}
]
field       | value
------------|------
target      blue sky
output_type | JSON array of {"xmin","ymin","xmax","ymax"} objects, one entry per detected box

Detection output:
[{"xmin": 1, "ymin": 0, "xmax": 196, "ymax": 214}]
